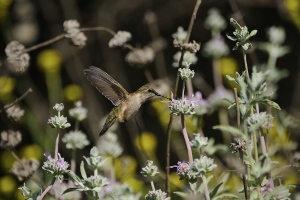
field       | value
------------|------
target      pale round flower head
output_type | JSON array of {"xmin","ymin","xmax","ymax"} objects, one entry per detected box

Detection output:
[
  {"xmin": 63, "ymin": 19, "xmax": 87, "ymax": 48},
  {"xmin": 172, "ymin": 51, "xmax": 197, "ymax": 67},
  {"xmin": 5, "ymin": 40, "xmax": 30, "ymax": 73},
  {"xmin": 203, "ymin": 36, "xmax": 229, "ymax": 58},
  {"xmin": 5, "ymin": 105, "xmax": 25, "ymax": 121},
  {"xmin": 172, "ymin": 26, "xmax": 187, "ymax": 42},
  {"xmin": 125, "ymin": 47, "xmax": 155, "ymax": 67},
  {"xmin": 11, "ymin": 158, "xmax": 40, "ymax": 181},
  {"xmin": 62, "ymin": 130, "xmax": 90, "ymax": 150},
  {"xmin": 108, "ymin": 31, "xmax": 132, "ymax": 48},
  {"xmin": 69, "ymin": 101, "xmax": 87, "ymax": 121},
  {"xmin": 0, "ymin": 130, "xmax": 22, "ymax": 148},
  {"xmin": 204, "ymin": 8, "xmax": 227, "ymax": 31}
]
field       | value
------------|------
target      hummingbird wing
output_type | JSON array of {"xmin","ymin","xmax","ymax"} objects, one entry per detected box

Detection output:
[{"xmin": 83, "ymin": 66, "xmax": 129, "ymax": 106}]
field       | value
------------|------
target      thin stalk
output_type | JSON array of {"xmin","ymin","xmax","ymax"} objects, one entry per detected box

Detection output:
[
  {"xmin": 234, "ymin": 88, "xmax": 248, "ymax": 199},
  {"xmin": 233, "ymin": 88, "xmax": 240, "ymax": 129},
  {"xmin": 39, "ymin": 178, "xmax": 56, "ymax": 200},
  {"xmin": 181, "ymin": 114, "xmax": 193, "ymax": 164},
  {"xmin": 24, "ymin": 35, "xmax": 64, "ymax": 53},
  {"xmin": 202, "ymin": 175, "xmax": 210, "ymax": 200},
  {"xmin": 253, "ymin": 131, "xmax": 258, "ymax": 162},
  {"xmin": 80, "ymin": 27, "xmax": 116, "ymax": 35},
  {"xmin": 71, "ymin": 150, "xmax": 76, "ymax": 172},
  {"xmin": 165, "ymin": 73, "xmax": 180, "ymax": 195},
  {"xmin": 184, "ymin": 0, "xmax": 202, "ymax": 43},
  {"xmin": 234, "ymin": 88, "xmax": 248, "ymax": 198},
  {"xmin": 243, "ymin": 51, "xmax": 250, "ymax": 80},
  {"xmin": 0, "ymin": 88, "xmax": 33, "ymax": 113},
  {"xmin": 165, "ymin": 0, "xmax": 202, "ymax": 193},
  {"xmin": 212, "ymin": 59, "xmax": 222, "ymax": 88},
  {"xmin": 150, "ymin": 179, "xmax": 156, "ymax": 192}
]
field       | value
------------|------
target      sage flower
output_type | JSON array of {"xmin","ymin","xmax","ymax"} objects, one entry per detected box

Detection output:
[
  {"xmin": 5, "ymin": 40, "xmax": 30, "ymax": 72},
  {"xmin": 141, "ymin": 160, "xmax": 159, "ymax": 177},
  {"xmin": 227, "ymin": 18, "xmax": 257, "ymax": 51},
  {"xmin": 42, "ymin": 152, "xmax": 69, "ymax": 182}
]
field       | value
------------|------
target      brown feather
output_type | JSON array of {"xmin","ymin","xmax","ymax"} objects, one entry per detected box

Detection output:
[{"xmin": 83, "ymin": 66, "xmax": 129, "ymax": 106}]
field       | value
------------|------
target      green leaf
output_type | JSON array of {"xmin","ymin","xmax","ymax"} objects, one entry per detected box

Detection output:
[
  {"xmin": 262, "ymin": 99, "xmax": 281, "ymax": 110},
  {"xmin": 173, "ymin": 191, "xmax": 191, "ymax": 198},
  {"xmin": 248, "ymin": 118, "xmax": 268, "ymax": 133},
  {"xmin": 213, "ymin": 125, "xmax": 246, "ymax": 140},
  {"xmin": 230, "ymin": 18, "xmax": 242, "ymax": 31},
  {"xmin": 228, "ymin": 103, "xmax": 236, "ymax": 110},
  {"xmin": 67, "ymin": 171, "xmax": 82, "ymax": 186},
  {"xmin": 189, "ymin": 182, "xmax": 197, "ymax": 192},
  {"xmin": 249, "ymin": 30, "xmax": 257, "ymax": 37},
  {"xmin": 212, "ymin": 193, "xmax": 241, "ymax": 200},
  {"xmin": 226, "ymin": 75, "xmax": 237, "ymax": 83},
  {"xmin": 210, "ymin": 182, "xmax": 223, "ymax": 198},
  {"xmin": 80, "ymin": 161, "xmax": 87, "ymax": 179},
  {"xmin": 226, "ymin": 34, "xmax": 237, "ymax": 41},
  {"xmin": 249, "ymin": 190, "xmax": 258, "ymax": 200},
  {"xmin": 223, "ymin": 98, "xmax": 235, "ymax": 104},
  {"xmin": 198, "ymin": 175, "xmax": 214, "ymax": 192},
  {"xmin": 62, "ymin": 188, "xmax": 80, "ymax": 196},
  {"xmin": 271, "ymin": 165, "xmax": 290, "ymax": 179}
]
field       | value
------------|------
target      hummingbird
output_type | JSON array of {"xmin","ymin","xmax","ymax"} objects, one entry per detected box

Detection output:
[{"xmin": 83, "ymin": 66, "xmax": 169, "ymax": 136}]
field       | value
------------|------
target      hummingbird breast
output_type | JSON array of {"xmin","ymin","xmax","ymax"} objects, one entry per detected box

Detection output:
[{"xmin": 119, "ymin": 92, "xmax": 150, "ymax": 122}]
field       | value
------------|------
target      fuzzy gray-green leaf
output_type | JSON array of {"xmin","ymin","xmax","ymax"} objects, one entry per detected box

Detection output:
[{"xmin": 213, "ymin": 125, "xmax": 246, "ymax": 140}]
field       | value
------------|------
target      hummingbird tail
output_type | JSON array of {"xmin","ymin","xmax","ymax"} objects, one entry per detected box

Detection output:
[{"xmin": 99, "ymin": 116, "xmax": 118, "ymax": 137}]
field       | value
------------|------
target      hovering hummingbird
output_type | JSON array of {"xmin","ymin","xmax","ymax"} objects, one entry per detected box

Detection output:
[{"xmin": 83, "ymin": 66, "xmax": 169, "ymax": 136}]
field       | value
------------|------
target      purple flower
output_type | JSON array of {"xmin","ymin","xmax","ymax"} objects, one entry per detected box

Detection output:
[
  {"xmin": 170, "ymin": 161, "xmax": 190, "ymax": 180},
  {"xmin": 42, "ymin": 152, "xmax": 69, "ymax": 182}
]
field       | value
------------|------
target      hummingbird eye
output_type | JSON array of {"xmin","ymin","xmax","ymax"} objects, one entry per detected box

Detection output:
[{"xmin": 148, "ymin": 89, "xmax": 152, "ymax": 92}]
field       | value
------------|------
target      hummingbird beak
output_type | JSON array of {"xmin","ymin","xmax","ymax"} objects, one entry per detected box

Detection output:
[{"xmin": 149, "ymin": 89, "xmax": 171, "ymax": 100}]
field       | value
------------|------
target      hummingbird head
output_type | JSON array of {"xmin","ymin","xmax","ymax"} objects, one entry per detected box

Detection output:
[{"xmin": 137, "ymin": 85, "xmax": 171, "ymax": 100}]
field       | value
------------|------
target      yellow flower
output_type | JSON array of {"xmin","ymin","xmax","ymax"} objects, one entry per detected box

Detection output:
[
  {"xmin": 0, "ymin": 0, "xmax": 12, "ymax": 21},
  {"xmin": 37, "ymin": 49, "xmax": 62, "ymax": 74},
  {"xmin": 150, "ymin": 101, "xmax": 170, "ymax": 127},
  {"xmin": 114, "ymin": 155, "xmax": 137, "ymax": 178},
  {"xmin": 0, "ymin": 76, "xmax": 15, "ymax": 100},
  {"xmin": 169, "ymin": 172, "xmax": 185, "ymax": 189},
  {"xmin": 134, "ymin": 131, "xmax": 157, "ymax": 154},
  {"xmin": 19, "ymin": 144, "xmax": 43, "ymax": 160},
  {"xmin": 0, "ymin": 150, "xmax": 15, "ymax": 171},
  {"xmin": 219, "ymin": 57, "xmax": 239, "ymax": 88},
  {"xmin": 0, "ymin": 175, "xmax": 16, "ymax": 195},
  {"xmin": 120, "ymin": 176, "xmax": 143, "ymax": 193},
  {"xmin": 64, "ymin": 84, "xmax": 83, "ymax": 102},
  {"xmin": 284, "ymin": 0, "xmax": 300, "ymax": 31},
  {"xmin": 268, "ymin": 120, "xmax": 297, "ymax": 151}
]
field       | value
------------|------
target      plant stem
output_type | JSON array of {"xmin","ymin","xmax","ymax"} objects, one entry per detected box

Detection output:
[
  {"xmin": 54, "ymin": 133, "xmax": 59, "ymax": 160},
  {"xmin": 24, "ymin": 35, "xmax": 64, "ymax": 53},
  {"xmin": 234, "ymin": 88, "xmax": 248, "ymax": 199},
  {"xmin": 71, "ymin": 150, "xmax": 76, "ymax": 172},
  {"xmin": 184, "ymin": 0, "xmax": 202, "ymax": 43},
  {"xmin": 80, "ymin": 27, "xmax": 116, "ymax": 35},
  {"xmin": 181, "ymin": 114, "xmax": 193, "ymax": 164},
  {"xmin": 39, "ymin": 178, "xmax": 56, "ymax": 200},
  {"xmin": 165, "ymin": 0, "xmax": 202, "ymax": 193},
  {"xmin": 202, "ymin": 175, "xmax": 210, "ymax": 200},
  {"xmin": 243, "ymin": 51, "xmax": 250, "ymax": 80},
  {"xmin": 212, "ymin": 59, "xmax": 222, "ymax": 88},
  {"xmin": 150, "ymin": 180, "xmax": 156, "ymax": 192},
  {"xmin": 0, "ymin": 88, "xmax": 33, "ymax": 113},
  {"xmin": 165, "ymin": 73, "xmax": 180, "ymax": 195}
]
